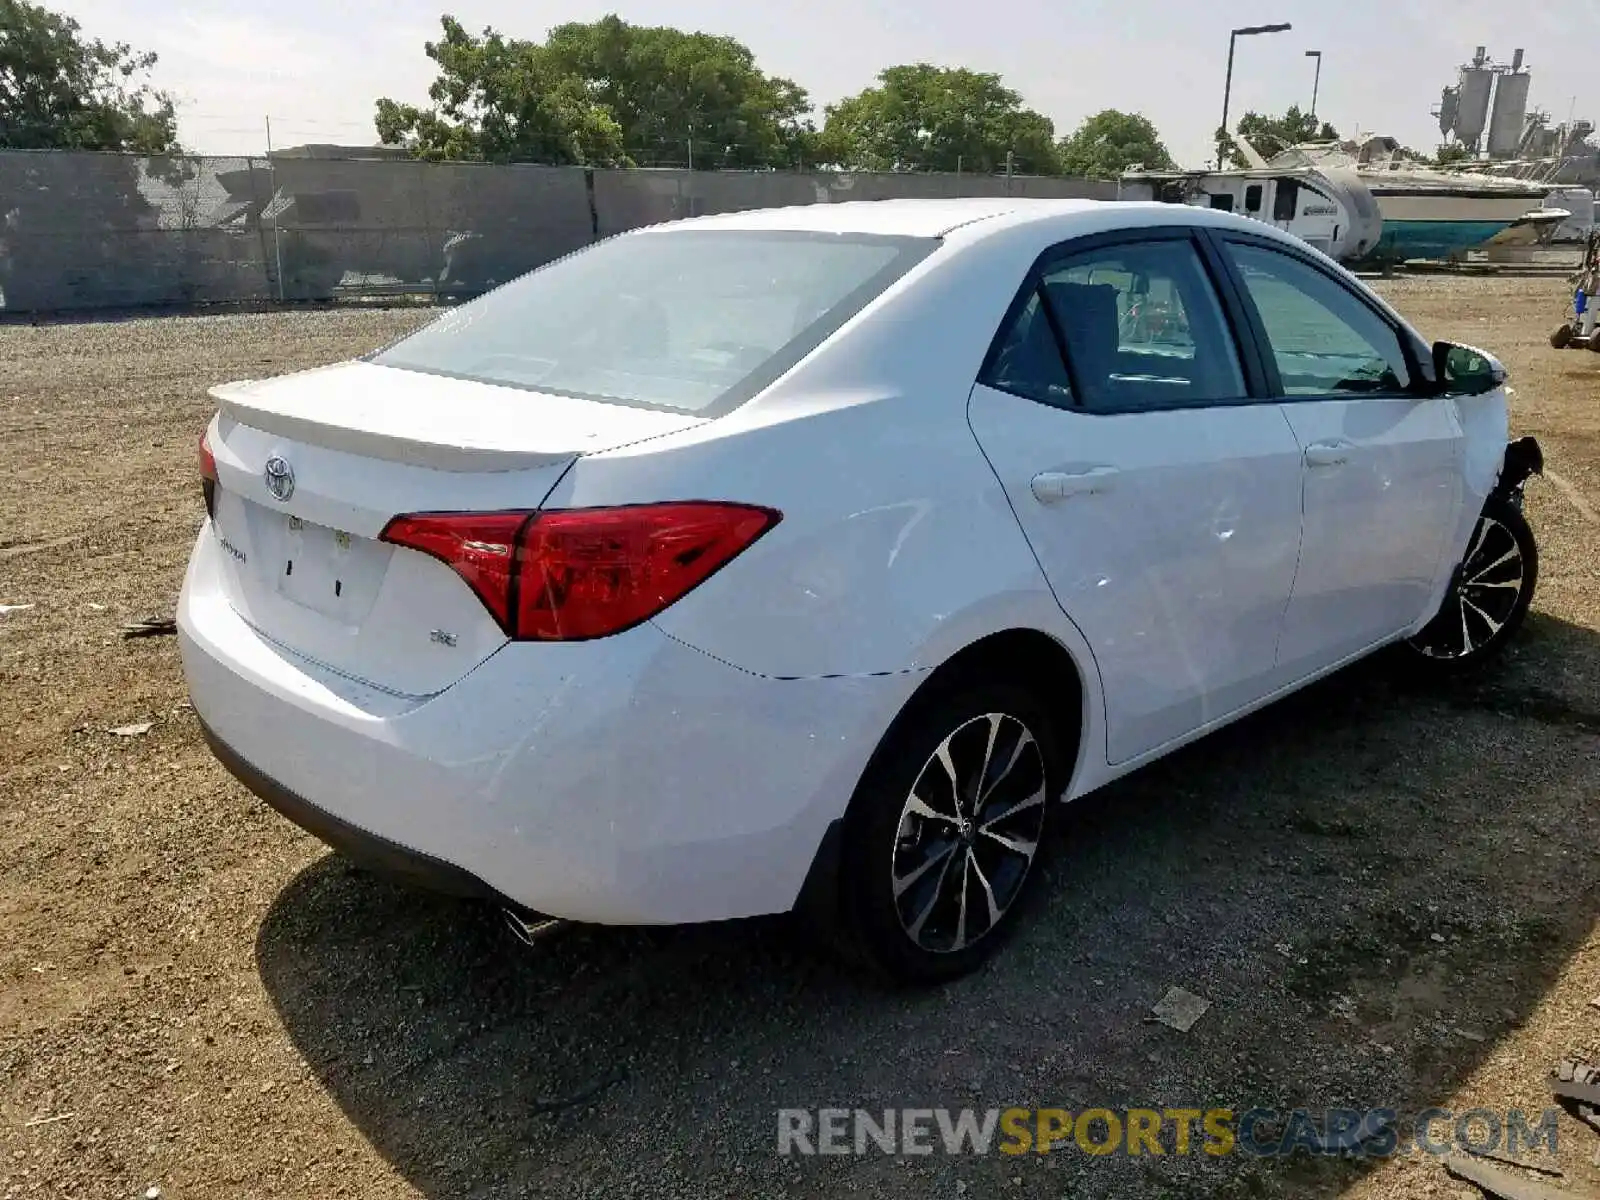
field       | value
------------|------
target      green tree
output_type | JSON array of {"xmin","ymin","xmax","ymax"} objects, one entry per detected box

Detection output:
[
  {"xmin": 375, "ymin": 17, "xmax": 625, "ymax": 165},
  {"xmin": 1057, "ymin": 109, "xmax": 1175, "ymax": 178},
  {"xmin": 0, "ymin": 0, "xmax": 177, "ymax": 150},
  {"xmin": 539, "ymin": 16, "xmax": 815, "ymax": 168},
  {"xmin": 818, "ymin": 64, "xmax": 1059, "ymax": 174},
  {"xmin": 1215, "ymin": 105, "xmax": 1338, "ymax": 167},
  {"xmin": 376, "ymin": 14, "xmax": 814, "ymax": 168},
  {"xmin": 1435, "ymin": 143, "xmax": 1473, "ymax": 167}
]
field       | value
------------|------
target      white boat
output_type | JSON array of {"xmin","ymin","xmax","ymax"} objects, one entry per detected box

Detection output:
[
  {"xmin": 1120, "ymin": 138, "xmax": 1564, "ymax": 265},
  {"xmin": 1117, "ymin": 161, "xmax": 1383, "ymax": 263}
]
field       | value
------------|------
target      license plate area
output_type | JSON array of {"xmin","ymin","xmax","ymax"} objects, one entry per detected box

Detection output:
[{"xmin": 270, "ymin": 512, "xmax": 389, "ymax": 624}]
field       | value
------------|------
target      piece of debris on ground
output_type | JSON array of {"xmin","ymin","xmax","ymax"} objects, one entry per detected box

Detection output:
[
  {"xmin": 122, "ymin": 616, "xmax": 178, "ymax": 639},
  {"xmin": 1150, "ymin": 986, "xmax": 1211, "ymax": 1032}
]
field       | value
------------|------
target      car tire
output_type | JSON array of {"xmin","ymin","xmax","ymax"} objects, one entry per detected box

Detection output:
[
  {"xmin": 836, "ymin": 680, "xmax": 1065, "ymax": 985},
  {"xmin": 1550, "ymin": 323, "xmax": 1574, "ymax": 349},
  {"xmin": 1401, "ymin": 494, "xmax": 1538, "ymax": 675}
]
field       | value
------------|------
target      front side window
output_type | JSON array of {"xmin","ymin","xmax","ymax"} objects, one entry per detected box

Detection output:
[
  {"xmin": 1223, "ymin": 241, "xmax": 1411, "ymax": 396},
  {"xmin": 372, "ymin": 230, "xmax": 936, "ymax": 414},
  {"xmin": 1036, "ymin": 237, "xmax": 1246, "ymax": 411}
]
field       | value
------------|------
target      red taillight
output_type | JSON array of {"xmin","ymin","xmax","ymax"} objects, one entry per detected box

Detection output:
[
  {"xmin": 199, "ymin": 429, "xmax": 217, "ymax": 480},
  {"xmin": 516, "ymin": 503, "xmax": 780, "ymax": 640},
  {"xmin": 379, "ymin": 511, "xmax": 533, "ymax": 632},
  {"xmin": 199, "ymin": 428, "xmax": 218, "ymax": 517},
  {"xmin": 380, "ymin": 503, "xmax": 779, "ymax": 641}
]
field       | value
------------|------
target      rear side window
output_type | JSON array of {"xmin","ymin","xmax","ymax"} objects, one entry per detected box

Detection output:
[
  {"xmin": 982, "ymin": 291, "xmax": 1075, "ymax": 406},
  {"xmin": 372, "ymin": 230, "xmax": 936, "ymax": 415},
  {"xmin": 1223, "ymin": 241, "xmax": 1411, "ymax": 395}
]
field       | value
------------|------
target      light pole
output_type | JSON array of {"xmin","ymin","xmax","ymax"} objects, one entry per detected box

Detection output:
[
  {"xmin": 1217, "ymin": 23, "xmax": 1293, "ymax": 168},
  {"xmin": 1306, "ymin": 50, "xmax": 1323, "ymax": 120}
]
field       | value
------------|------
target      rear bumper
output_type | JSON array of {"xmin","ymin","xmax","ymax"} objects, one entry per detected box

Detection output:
[
  {"xmin": 178, "ymin": 525, "xmax": 913, "ymax": 925},
  {"xmin": 198, "ymin": 716, "xmax": 504, "ymax": 902}
]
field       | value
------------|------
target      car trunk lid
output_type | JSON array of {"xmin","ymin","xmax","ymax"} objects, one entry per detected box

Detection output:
[{"xmin": 205, "ymin": 361, "xmax": 704, "ymax": 697}]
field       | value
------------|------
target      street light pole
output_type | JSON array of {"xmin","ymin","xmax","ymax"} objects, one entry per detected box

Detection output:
[
  {"xmin": 1217, "ymin": 22, "xmax": 1293, "ymax": 168},
  {"xmin": 1306, "ymin": 50, "xmax": 1323, "ymax": 119},
  {"xmin": 1219, "ymin": 36, "xmax": 1238, "ymax": 169}
]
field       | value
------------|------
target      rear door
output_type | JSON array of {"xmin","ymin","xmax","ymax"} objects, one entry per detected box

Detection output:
[
  {"xmin": 1210, "ymin": 234, "xmax": 1463, "ymax": 674},
  {"xmin": 967, "ymin": 227, "xmax": 1305, "ymax": 766}
]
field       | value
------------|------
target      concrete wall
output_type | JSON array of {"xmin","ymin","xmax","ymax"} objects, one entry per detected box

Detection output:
[{"xmin": 0, "ymin": 151, "xmax": 1117, "ymax": 313}]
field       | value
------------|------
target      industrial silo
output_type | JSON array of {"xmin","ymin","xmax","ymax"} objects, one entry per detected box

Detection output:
[
  {"xmin": 1488, "ymin": 52, "xmax": 1531, "ymax": 158},
  {"xmin": 1455, "ymin": 57, "xmax": 1495, "ymax": 150},
  {"xmin": 1436, "ymin": 87, "xmax": 1460, "ymax": 138}
]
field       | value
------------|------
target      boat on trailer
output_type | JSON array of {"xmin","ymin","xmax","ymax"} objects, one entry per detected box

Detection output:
[
  {"xmin": 1119, "ymin": 138, "xmax": 1564, "ymax": 267},
  {"xmin": 1117, "ymin": 162, "xmax": 1383, "ymax": 263}
]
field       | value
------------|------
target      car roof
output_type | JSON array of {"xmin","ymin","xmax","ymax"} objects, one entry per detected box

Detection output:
[
  {"xmin": 646, "ymin": 197, "xmax": 1102, "ymax": 238},
  {"xmin": 639, "ymin": 196, "xmax": 1293, "ymax": 244}
]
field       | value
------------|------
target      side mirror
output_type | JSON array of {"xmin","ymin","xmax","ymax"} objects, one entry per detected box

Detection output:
[{"xmin": 1432, "ymin": 341, "xmax": 1507, "ymax": 396}]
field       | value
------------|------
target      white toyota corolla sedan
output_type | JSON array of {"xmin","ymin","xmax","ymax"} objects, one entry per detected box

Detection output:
[{"xmin": 179, "ymin": 198, "xmax": 1543, "ymax": 982}]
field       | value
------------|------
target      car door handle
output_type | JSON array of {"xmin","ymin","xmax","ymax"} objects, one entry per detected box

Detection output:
[
  {"xmin": 1304, "ymin": 441, "xmax": 1352, "ymax": 468},
  {"xmin": 1031, "ymin": 467, "xmax": 1119, "ymax": 503}
]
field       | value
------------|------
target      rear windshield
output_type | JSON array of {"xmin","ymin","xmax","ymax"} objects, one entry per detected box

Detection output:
[{"xmin": 371, "ymin": 229, "xmax": 937, "ymax": 415}]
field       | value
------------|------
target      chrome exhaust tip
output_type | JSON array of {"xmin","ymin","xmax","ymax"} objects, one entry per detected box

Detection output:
[{"xmin": 502, "ymin": 907, "xmax": 568, "ymax": 947}]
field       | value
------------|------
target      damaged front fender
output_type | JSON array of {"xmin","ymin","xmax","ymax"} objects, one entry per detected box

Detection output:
[{"xmin": 1492, "ymin": 435, "xmax": 1544, "ymax": 505}]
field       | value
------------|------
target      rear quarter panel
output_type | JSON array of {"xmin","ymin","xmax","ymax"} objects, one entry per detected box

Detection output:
[
  {"xmin": 543, "ymin": 394, "xmax": 1080, "ymax": 682},
  {"xmin": 540, "ymin": 395, "xmax": 1113, "ymax": 796}
]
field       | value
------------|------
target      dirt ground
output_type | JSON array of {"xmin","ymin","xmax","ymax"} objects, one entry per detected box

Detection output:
[{"xmin": 2, "ymin": 279, "xmax": 1597, "ymax": 1200}]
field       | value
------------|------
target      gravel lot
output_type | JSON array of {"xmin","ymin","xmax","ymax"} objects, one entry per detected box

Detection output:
[{"xmin": 3, "ymin": 280, "xmax": 1599, "ymax": 1200}]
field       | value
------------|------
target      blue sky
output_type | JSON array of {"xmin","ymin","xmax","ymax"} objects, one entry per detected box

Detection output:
[{"xmin": 51, "ymin": 0, "xmax": 1598, "ymax": 168}]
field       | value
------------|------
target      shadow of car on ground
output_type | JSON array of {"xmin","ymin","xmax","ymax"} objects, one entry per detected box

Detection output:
[{"xmin": 256, "ymin": 612, "xmax": 1600, "ymax": 1198}]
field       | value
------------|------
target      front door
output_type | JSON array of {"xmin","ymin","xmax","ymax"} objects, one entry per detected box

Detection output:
[
  {"xmin": 1214, "ymin": 236, "xmax": 1463, "ymax": 674},
  {"xmin": 968, "ymin": 230, "xmax": 1305, "ymax": 766}
]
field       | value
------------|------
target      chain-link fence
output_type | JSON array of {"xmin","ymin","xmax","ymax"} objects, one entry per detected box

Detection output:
[{"xmin": 0, "ymin": 150, "xmax": 1117, "ymax": 314}]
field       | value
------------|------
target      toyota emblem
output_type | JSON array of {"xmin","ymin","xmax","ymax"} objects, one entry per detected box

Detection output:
[{"xmin": 263, "ymin": 455, "xmax": 295, "ymax": 502}]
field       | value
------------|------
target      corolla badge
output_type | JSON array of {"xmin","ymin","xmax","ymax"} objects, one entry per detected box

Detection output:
[{"xmin": 263, "ymin": 455, "xmax": 295, "ymax": 502}]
